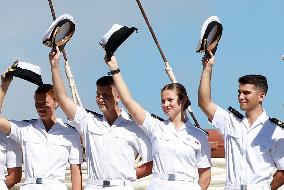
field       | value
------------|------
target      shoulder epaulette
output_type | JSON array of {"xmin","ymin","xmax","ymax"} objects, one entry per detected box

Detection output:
[
  {"xmin": 65, "ymin": 123, "xmax": 77, "ymax": 130},
  {"xmin": 151, "ymin": 113, "xmax": 164, "ymax": 121},
  {"xmin": 85, "ymin": 109, "xmax": 103, "ymax": 118},
  {"xmin": 128, "ymin": 113, "xmax": 132, "ymax": 119},
  {"xmin": 197, "ymin": 127, "xmax": 209, "ymax": 135},
  {"xmin": 22, "ymin": 119, "xmax": 37, "ymax": 123},
  {"xmin": 228, "ymin": 106, "xmax": 244, "ymax": 120},
  {"xmin": 269, "ymin": 118, "xmax": 284, "ymax": 128}
]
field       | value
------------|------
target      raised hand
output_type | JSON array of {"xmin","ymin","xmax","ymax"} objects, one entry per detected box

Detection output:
[
  {"xmin": 202, "ymin": 51, "xmax": 215, "ymax": 68},
  {"xmin": 49, "ymin": 45, "xmax": 61, "ymax": 67},
  {"xmin": 104, "ymin": 55, "xmax": 119, "ymax": 70},
  {"xmin": 1, "ymin": 61, "xmax": 17, "ymax": 83}
]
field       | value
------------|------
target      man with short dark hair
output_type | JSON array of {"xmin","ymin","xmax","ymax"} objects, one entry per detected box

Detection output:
[
  {"xmin": 0, "ymin": 76, "xmax": 83, "ymax": 190},
  {"xmin": 49, "ymin": 46, "xmax": 153, "ymax": 190},
  {"xmin": 238, "ymin": 74, "xmax": 268, "ymax": 93},
  {"xmin": 198, "ymin": 54, "xmax": 284, "ymax": 190}
]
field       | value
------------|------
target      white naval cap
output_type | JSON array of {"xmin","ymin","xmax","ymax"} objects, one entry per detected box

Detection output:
[
  {"xmin": 100, "ymin": 24, "xmax": 138, "ymax": 57},
  {"xmin": 42, "ymin": 14, "xmax": 75, "ymax": 48},
  {"xmin": 3, "ymin": 60, "xmax": 43, "ymax": 86},
  {"xmin": 196, "ymin": 16, "xmax": 223, "ymax": 58}
]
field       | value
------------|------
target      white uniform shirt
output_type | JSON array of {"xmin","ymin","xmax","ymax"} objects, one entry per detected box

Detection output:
[
  {"xmin": 73, "ymin": 106, "xmax": 152, "ymax": 181},
  {"xmin": 141, "ymin": 111, "xmax": 211, "ymax": 179},
  {"xmin": 0, "ymin": 132, "xmax": 22, "ymax": 180},
  {"xmin": 8, "ymin": 118, "xmax": 82, "ymax": 180},
  {"xmin": 212, "ymin": 106, "xmax": 284, "ymax": 186}
]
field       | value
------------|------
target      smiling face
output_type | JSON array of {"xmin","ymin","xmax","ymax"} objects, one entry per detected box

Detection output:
[
  {"xmin": 238, "ymin": 83, "xmax": 265, "ymax": 112},
  {"xmin": 161, "ymin": 89, "xmax": 184, "ymax": 118},
  {"xmin": 96, "ymin": 85, "xmax": 119, "ymax": 114},
  {"xmin": 237, "ymin": 75, "xmax": 268, "ymax": 112},
  {"xmin": 34, "ymin": 92, "xmax": 57, "ymax": 120}
]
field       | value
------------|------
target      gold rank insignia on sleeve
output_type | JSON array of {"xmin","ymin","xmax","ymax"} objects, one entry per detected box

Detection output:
[
  {"xmin": 269, "ymin": 118, "xmax": 284, "ymax": 128},
  {"xmin": 228, "ymin": 106, "xmax": 244, "ymax": 120}
]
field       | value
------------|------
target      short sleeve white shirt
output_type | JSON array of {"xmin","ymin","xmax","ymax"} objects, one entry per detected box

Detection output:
[
  {"xmin": 141, "ymin": 111, "xmax": 211, "ymax": 180},
  {"xmin": 73, "ymin": 106, "xmax": 152, "ymax": 181},
  {"xmin": 212, "ymin": 106, "xmax": 284, "ymax": 186},
  {"xmin": 0, "ymin": 132, "xmax": 22, "ymax": 180},
  {"xmin": 8, "ymin": 118, "xmax": 82, "ymax": 180}
]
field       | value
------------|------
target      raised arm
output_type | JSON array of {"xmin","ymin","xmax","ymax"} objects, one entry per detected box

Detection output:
[
  {"xmin": 198, "ymin": 53, "xmax": 217, "ymax": 122},
  {"xmin": 105, "ymin": 56, "xmax": 146, "ymax": 125},
  {"xmin": 49, "ymin": 46, "xmax": 77, "ymax": 120},
  {"xmin": 0, "ymin": 76, "xmax": 13, "ymax": 112},
  {"xmin": 0, "ymin": 75, "xmax": 13, "ymax": 134}
]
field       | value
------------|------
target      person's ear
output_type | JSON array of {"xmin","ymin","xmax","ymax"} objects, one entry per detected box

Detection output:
[
  {"xmin": 115, "ymin": 93, "xmax": 120, "ymax": 102},
  {"xmin": 182, "ymin": 98, "xmax": 189, "ymax": 110},
  {"xmin": 54, "ymin": 101, "xmax": 59, "ymax": 109},
  {"xmin": 259, "ymin": 91, "xmax": 266, "ymax": 102}
]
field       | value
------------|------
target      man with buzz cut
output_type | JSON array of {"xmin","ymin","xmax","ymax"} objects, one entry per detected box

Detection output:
[
  {"xmin": 49, "ymin": 46, "xmax": 153, "ymax": 190},
  {"xmin": 198, "ymin": 53, "xmax": 284, "ymax": 190}
]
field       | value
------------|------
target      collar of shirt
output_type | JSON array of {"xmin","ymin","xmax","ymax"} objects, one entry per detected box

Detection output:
[
  {"xmin": 243, "ymin": 109, "xmax": 268, "ymax": 131},
  {"xmin": 164, "ymin": 118, "xmax": 193, "ymax": 133},
  {"xmin": 36, "ymin": 118, "xmax": 64, "ymax": 133},
  {"xmin": 101, "ymin": 108, "xmax": 130, "ymax": 130},
  {"xmin": 159, "ymin": 118, "xmax": 201, "ymax": 150}
]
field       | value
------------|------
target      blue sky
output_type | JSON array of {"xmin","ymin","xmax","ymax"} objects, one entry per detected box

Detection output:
[{"xmin": 1, "ymin": 0, "xmax": 284, "ymax": 129}]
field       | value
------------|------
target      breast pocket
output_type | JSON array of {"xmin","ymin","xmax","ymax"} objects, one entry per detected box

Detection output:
[
  {"xmin": 23, "ymin": 138, "xmax": 42, "ymax": 158},
  {"xmin": 226, "ymin": 131, "xmax": 241, "ymax": 145},
  {"xmin": 113, "ymin": 132, "xmax": 129, "ymax": 141},
  {"xmin": 178, "ymin": 137, "xmax": 201, "ymax": 159},
  {"xmin": 182, "ymin": 137, "xmax": 201, "ymax": 150},
  {"xmin": 111, "ymin": 133, "xmax": 134, "ymax": 153},
  {"xmin": 87, "ymin": 124, "xmax": 104, "ymax": 135},
  {"xmin": 51, "ymin": 138, "xmax": 72, "ymax": 161},
  {"xmin": 153, "ymin": 134, "xmax": 172, "ymax": 155}
]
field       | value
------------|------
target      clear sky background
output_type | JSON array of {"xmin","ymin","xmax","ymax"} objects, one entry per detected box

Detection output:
[{"xmin": 1, "ymin": 0, "xmax": 284, "ymax": 129}]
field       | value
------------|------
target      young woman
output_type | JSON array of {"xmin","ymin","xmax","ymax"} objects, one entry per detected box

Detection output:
[{"xmin": 105, "ymin": 56, "xmax": 211, "ymax": 190}]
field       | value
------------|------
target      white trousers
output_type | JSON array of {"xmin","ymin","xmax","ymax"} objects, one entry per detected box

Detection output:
[
  {"xmin": 84, "ymin": 179, "xmax": 134, "ymax": 190},
  {"xmin": 146, "ymin": 179, "xmax": 202, "ymax": 190},
  {"xmin": 225, "ymin": 183, "xmax": 271, "ymax": 190},
  {"xmin": 84, "ymin": 184, "xmax": 133, "ymax": 190},
  {"xmin": 0, "ymin": 180, "xmax": 8, "ymax": 190},
  {"xmin": 20, "ymin": 179, "xmax": 68, "ymax": 190}
]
